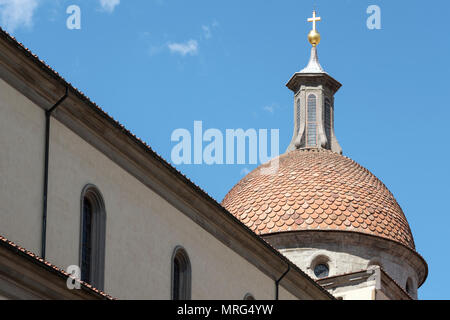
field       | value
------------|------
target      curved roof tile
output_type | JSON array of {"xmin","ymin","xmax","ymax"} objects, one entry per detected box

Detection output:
[{"xmin": 222, "ymin": 149, "xmax": 416, "ymax": 250}]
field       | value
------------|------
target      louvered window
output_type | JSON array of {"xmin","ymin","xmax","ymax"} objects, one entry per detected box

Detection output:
[
  {"xmin": 307, "ymin": 94, "xmax": 317, "ymax": 147},
  {"xmin": 296, "ymin": 98, "xmax": 301, "ymax": 134},
  {"xmin": 324, "ymin": 98, "xmax": 332, "ymax": 148}
]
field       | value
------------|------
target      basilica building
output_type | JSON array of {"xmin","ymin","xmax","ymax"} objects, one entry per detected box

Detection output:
[
  {"xmin": 222, "ymin": 11, "xmax": 427, "ymax": 300},
  {"xmin": 0, "ymin": 11, "xmax": 426, "ymax": 300}
]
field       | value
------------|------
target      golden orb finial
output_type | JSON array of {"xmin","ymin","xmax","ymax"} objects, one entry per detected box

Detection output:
[
  {"xmin": 307, "ymin": 10, "xmax": 321, "ymax": 47},
  {"xmin": 308, "ymin": 29, "xmax": 321, "ymax": 47}
]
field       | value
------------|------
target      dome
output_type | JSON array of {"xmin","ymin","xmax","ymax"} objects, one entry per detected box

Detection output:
[{"xmin": 222, "ymin": 149, "xmax": 416, "ymax": 250}]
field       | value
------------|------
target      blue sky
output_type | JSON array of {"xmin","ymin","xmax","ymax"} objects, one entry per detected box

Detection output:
[{"xmin": 2, "ymin": 0, "xmax": 449, "ymax": 299}]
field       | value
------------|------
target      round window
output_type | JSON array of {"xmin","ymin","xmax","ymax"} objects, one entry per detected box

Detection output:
[{"xmin": 314, "ymin": 264, "xmax": 329, "ymax": 279}]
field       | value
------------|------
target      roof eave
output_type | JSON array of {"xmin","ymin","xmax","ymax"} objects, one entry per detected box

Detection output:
[{"xmin": 286, "ymin": 72, "xmax": 342, "ymax": 94}]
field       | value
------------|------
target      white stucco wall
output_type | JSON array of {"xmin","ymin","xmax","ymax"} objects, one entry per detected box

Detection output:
[
  {"xmin": 0, "ymin": 78, "xmax": 44, "ymax": 254},
  {"xmin": 45, "ymin": 118, "xmax": 284, "ymax": 299},
  {"xmin": 0, "ymin": 78, "xmax": 306, "ymax": 300},
  {"xmin": 339, "ymin": 286, "xmax": 375, "ymax": 300}
]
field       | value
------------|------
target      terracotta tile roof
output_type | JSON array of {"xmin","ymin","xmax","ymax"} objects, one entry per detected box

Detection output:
[
  {"xmin": 0, "ymin": 235, "xmax": 115, "ymax": 299},
  {"xmin": 222, "ymin": 148, "xmax": 416, "ymax": 250}
]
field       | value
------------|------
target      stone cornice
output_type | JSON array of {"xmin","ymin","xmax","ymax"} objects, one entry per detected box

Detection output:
[
  {"xmin": 286, "ymin": 72, "xmax": 342, "ymax": 95},
  {"xmin": 263, "ymin": 230, "xmax": 428, "ymax": 287},
  {"xmin": 317, "ymin": 267, "xmax": 412, "ymax": 300}
]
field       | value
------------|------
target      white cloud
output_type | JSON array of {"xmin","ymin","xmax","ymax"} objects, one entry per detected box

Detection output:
[
  {"xmin": 168, "ymin": 39, "xmax": 198, "ymax": 56},
  {"xmin": 163, "ymin": 21, "xmax": 218, "ymax": 58},
  {"xmin": 0, "ymin": 0, "xmax": 39, "ymax": 32},
  {"xmin": 99, "ymin": 0, "xmax": 120, "ymax": 13}
]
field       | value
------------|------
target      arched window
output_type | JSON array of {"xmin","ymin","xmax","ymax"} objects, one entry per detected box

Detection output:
[
  {"xmin": 244, "ymin": 293, "xmax": 255, "ymax": 300},
  {"xmin": 406, "ymin": 278, "xmax": 414, "ymax": 296},
  {"xmin": 296, "ymin": 98, "xmax": 301, "ymax": 134},
  {"xmin": 307, "ymin": 94, "xmax": 317, "ymax": 147},
  {"xmin": 80, "ymin": 185, "xmax": 106, "ymax": 290},
  {"xmin": 172, "ymin": 246, "xmax": 191, "ymax": 300},
  {"xmin": 314, "ymin": 263, "xmax": 329, "ymax": 279},
  {"xmin": 324, "ymin": 98, "xmax": 332, "ymax": 148},
  {"xmin": 310, "ymin": 254, "xmax": 331, "ymax": 279}
]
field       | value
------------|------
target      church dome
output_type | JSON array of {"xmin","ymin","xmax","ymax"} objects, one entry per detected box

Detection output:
[{"xmin": 222, "ymin": 149, "xmax": 416, "ymax": 250}]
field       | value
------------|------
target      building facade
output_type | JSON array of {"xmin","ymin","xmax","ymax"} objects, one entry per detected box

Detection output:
[
  {"xmin": 0, "ymin": 11, "xmax": 427, "ymax": 300},
  {"xmin": 0, "ymin": 27, "xmax": 330, "ymax": 300},
  {"xmin": 222, "ymin": 11, "xmax": 427, "ymax": 300}
]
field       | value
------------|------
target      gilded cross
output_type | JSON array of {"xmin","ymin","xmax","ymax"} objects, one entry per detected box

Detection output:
[{"xmin": 307, "ymin": 10, "xmax": 321, "ymax": 31}]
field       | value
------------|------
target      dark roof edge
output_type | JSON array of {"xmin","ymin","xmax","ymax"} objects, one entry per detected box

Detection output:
[{"xmin": 0, "ymin": 236, "xmax": 114, "ymax": 300}]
